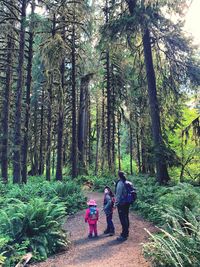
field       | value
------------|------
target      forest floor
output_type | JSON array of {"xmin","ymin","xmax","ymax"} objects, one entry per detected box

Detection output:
[{"xmin": 31, "ymin": 192, "xmax": 156, "ymax": 267}]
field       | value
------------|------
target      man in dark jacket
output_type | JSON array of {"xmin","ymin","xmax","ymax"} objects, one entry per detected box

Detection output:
[{"xmin": 115, "ymin": 171, "xmax": 130, "ymax": 241}]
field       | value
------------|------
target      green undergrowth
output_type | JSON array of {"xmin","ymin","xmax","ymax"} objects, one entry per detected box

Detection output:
[
  {"xmin": 75, "ymin": 173, "xmax": 200, "ymax": 266},
  {"xmin": 0, "ymin": 178, "xmax": 86, "ymax": 266},
  {"xmin": 75, "ymin": 174, "xmax": 116, "ymax": 192},
  {"xmin": 129, "ymin": 175, "xmax": 200, "ymax": 267}
]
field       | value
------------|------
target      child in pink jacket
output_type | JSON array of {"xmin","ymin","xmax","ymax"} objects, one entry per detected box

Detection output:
[{"xmin": 85, "ymin": 199, "xmax": 99, "ymax": 238}]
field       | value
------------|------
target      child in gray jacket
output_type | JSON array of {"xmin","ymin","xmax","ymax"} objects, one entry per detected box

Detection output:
[{"xmin": 103, "ymin": 186, "xmax": 115, "ymax": 235}]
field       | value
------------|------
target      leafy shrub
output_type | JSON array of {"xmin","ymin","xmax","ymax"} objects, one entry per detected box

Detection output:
[
  {"xmin": 0, "ymin": 178, "xmax": 86, "ymax": 265},
  {"xmin": 75, "ymin": 174, "xmax": 116, "ymax": 192},
  {"xmin": 90, "ymin": 175, "xmax": 115, "ymax": 191},
  {"xmin": 144, "ymin": 208, "xmax": 200, "ymax": 267},
  {"xmin": 128, "ymin": 176, "xmax": 200, "ymax": 225},
  {"xmin": 129, "ymin": 176, "xmax": 200, "ymax": 266},
  {"xmin": 158, "ymin": 183, "xmax": 200, "ymax": 220},
  {"xmin": 0, "ymin": 238, "xmax": 7, "ymax": 266},
  {"xmin": 0, "ymin": 198, "xmax": 69, "ymax": 265},
  {"xmin": 1, "ymin": 180, "xmax": 86, "ymax": 214},
  {"xmin": 120, "ymin": 155, "xmax": 137, "ymax": 174}
]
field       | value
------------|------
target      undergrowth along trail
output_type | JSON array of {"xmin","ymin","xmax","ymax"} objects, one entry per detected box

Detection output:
[{"xmin": 32, "ymin": 191, "xmax": 156, "ymax": 267}]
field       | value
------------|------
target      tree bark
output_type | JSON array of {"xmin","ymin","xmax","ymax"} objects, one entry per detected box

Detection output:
[
  {"xmin": 46, "ymin": 14, "xmax": 56, "ymax": 181},
  {"xmin": 95, "ymin": 98, "xmax": 100, "ymax": 175},
  {"xmin": 142, "ymin": 27, "xmax": 170, "ymax": 184},
  {"xmin": 22, "ymin": 1, "xmax": 35, "ymax": 183},
  {"xmin": 56, "ymin": 60, "xmax": 65, "ymax": 181},
  {"xmin": 88, "ymin": 94, "xmax": 92, "ymax": 167},
  {"xmin": 13, "ymin": 0, "xmax": 27, "ymax": 183},
  {"xmin": 117, "ymin": 112, "xmax": 121, "ymax": 170},
  {"xmin": 39, "ymin": 86, "xmax": 45, "ymax": 175},
  {"xmin": 135, "ymin": 113, "xmax": 141, "ymax": 173},
  {"xmin": 78, "ymin": 74, "xmax": 91, "ymax": 174},
  {"xmin": 130, "ymin": 123, "xmax": 133, "ymax": 175},
  {"xmin": 106, "ymin": 50, "xmax": 112, "ymax": 171},
  {"xmin": 46, "ymin": 73, "xmax": 53, "ymax": 181},
  {"xmin": 71, "ymin": 23, "xmax": 77, "ymax": 178},
  {"xmin": 1, "ymin": 34, "xmax": 14, "ymax": 183},
  {"xmin": 101, "ymin": 87, "xmax": 105, "ymax": 171},
  {"xmin": 111, "ymin": 64, "xmax": 116, "ymax": 173},
  {"xmin": 32, "ymin": 96, "xmax": 39, "ymax": 175},
  {"xmin": 105, "ymin": 0, "xmax": 112, "ymax": 171},
  {"xmin": 141, "ymin": 125, "xmax": 147, "ymax": 173}
]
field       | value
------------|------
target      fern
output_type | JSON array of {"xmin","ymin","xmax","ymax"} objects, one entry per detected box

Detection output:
[
  {"xmin": 144, "ymin": 209, "xmax": 200, "ymax": 267},
  {"xmin": 0, "ymin": 198, "xmax": 69, "ymax": 264}
]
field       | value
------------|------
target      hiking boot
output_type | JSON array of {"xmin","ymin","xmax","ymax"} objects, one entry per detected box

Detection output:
[
  {"xmin": 116, "ymin": 236, "xmax": 127, "ymax": 241},
  {"xmin": 109, "ymin": 231, "xmax": 115, "ymax": 236},
  {"xmin": 94, "ymin": 233, "xmax": 98, "ymax": 238},
  {"xmin": 88, "ymin": 234, "xmax": 92, "ymax": 238}
]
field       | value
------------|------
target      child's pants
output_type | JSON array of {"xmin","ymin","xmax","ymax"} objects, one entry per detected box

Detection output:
[{"xmin": 89, "ymin": 223, "xmax": 97, "ymax": 235}]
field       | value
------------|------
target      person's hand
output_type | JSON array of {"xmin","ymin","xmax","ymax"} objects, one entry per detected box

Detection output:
[{"xmin": 85, "ymin": 219, "xmax": 87, "ymax": 223}]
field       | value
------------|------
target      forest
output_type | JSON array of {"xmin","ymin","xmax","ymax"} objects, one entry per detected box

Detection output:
[{"xmin": 0, "ymin": 0, "xmax": 199, "ymax": 266}]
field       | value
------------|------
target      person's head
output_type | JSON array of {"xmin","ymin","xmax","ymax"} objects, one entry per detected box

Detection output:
[
  {"xmin": 104, "ymin": 186, "xmax": 114, "ymax": 196},
  {"xmin": 118, "ymin": 170, "xmax": 126, "ymax": 181},
  {"xmin": 87, "ymin": 199, "xmax": 97, "ymax": 207}
]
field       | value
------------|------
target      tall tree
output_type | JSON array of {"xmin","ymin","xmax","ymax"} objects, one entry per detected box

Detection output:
[
  {"xmin": 22, "ymin": 0, "xmax": 35, "ymax": 183},
  {"xmin": 71, "ymin": 19, "xmax": 77, "ymax": 178},
  {"xmin": 142, "ymin": 27, "xmax": 169, "ymax": 183},
  {"xmin": 56, "ymin": 59, "xmax": 64, "ymax": 181},
  {"xmin": 78, "ymin": 74, "xmax": 92, "ymax": 174},
  {"xmin": 13, "ymin": 0, "xmax": 27, "ymax": 183},
  {"xmin": 1, "ymin": 30, "xmax": 14, "ymax": 183}
]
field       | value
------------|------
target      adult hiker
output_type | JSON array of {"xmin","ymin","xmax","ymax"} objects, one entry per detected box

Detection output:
[{"xmin": 115, "ymin": 170, "xmax": 130, "ymax": 241}]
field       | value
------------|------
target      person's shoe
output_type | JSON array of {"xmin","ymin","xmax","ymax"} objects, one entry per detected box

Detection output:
[
  {"xmin": 116, "ymin": 236, "xmax": 127, "ymax": 241},
  {"xmin": 94, "ymin": 233, "xmax": 98, "ymax": 238},
  {"xmin": 88, "ymin": 234, "xmax": 92, "ymax": 238},
  {"xmin": 109, "ymin": 231, "xmax": 115, "ymax": 236},
  {"xmin": 103, "ymin": 229, "xmax": 110, "ymax": 234}
]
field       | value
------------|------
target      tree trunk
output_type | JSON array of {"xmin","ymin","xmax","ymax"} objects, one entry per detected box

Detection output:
[
  {"xmin": 22, "ymin": 1, "xmax": 35, "ymax": 183},
  {"xmin": 135, "ymin": 113, "xmax": 141, "ymax": 173},
  {"xmin": 106, "ymin": 50, "xmax": 112, "ymax": 171},
  {"xmin": 71, "ymin": 23, "xmax": 77, "ymax": 178},
  {"xmin": 13, "ymin": 0, "xmax": 27, "ymax": 183},
  {"xmin": 130, "ymin": 123, "xmax": 133, "ymax": 175},
  {"xmin": 141, "ymin": 126, "xmax": 147, "ymax": 173},
  {"xmin": 78, "ymin": 74, "xmax": 91, "ymax": 174},
  {"xmin": 1, "ymin": 34, "xmax": 14, "ymax": 183},
  {"xmin": 63, "ymin": 135, "xmax": 68, "ymax": 166},
  {"xmin": 101, "ymin": 87, "xmax": 105, "ymax": 171},
  {"xmin": 46, "ymin": 15, "xmax": 56, "ymax": 181},
  {"xmin": 102, "ymin": 0, "xmax": 112, "ymax": 171},
  {"xmin": 46, "ymin": 73, "xmax": 53, "ymax": 181},
  {"xmin": 33, "ymin": 97, "xmax": 39, "ymax": 175},
  {"xmin": 56, "ymin": 60, "xmax": 65, "ymax": 181},
  {"xmin": 95, "ymin": 97, "xmax": 100, "ymax": 175},
  {"xmin": 117, "ymin": 112, "xmax": 121, "ymax": 170},
  {"xmin": 88, "ymin": 94, "xmax": 92, "ymax": 167},
  {"xmin": 39, "ymin": 86, "xmax": 45, "ymax": 175},
  {"xmin": 111, "ymin": 65, "xmax": 116, "ymax": 174},
  {"xmin": 142, "ymin": 27, "xmax": 170, "ymax": 184},
  {"xmin": 52, "ymin": 138, "xmax": 56, "ymax": 177}
]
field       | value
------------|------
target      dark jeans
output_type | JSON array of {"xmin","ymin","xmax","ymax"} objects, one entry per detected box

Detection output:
[
  {"xmin": 117, "ymin": 204, "xmax": 130, "ymax": 238},
  {"xmin": 106, "ymin": 213, "xmax": 115, "ymax": 233}
]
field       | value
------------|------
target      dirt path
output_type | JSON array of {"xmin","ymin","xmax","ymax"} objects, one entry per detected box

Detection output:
[{"xmin": 31, "ymin": 192, "xmax": 156, "ymax": 267}]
